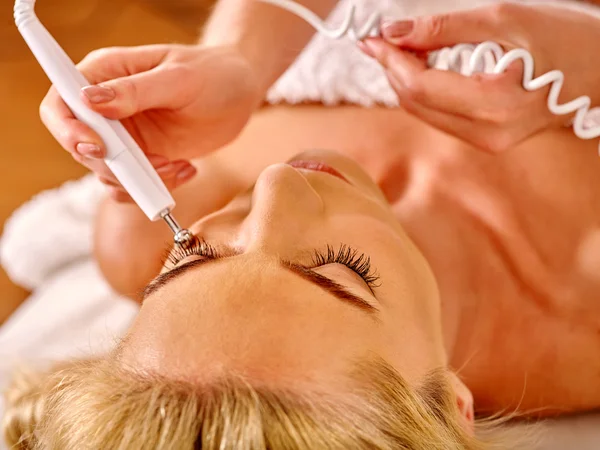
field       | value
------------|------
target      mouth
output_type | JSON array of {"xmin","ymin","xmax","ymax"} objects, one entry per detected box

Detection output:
[{"xmin": 288, "ymin": 160, "xmax": 351, "ymax": 185}]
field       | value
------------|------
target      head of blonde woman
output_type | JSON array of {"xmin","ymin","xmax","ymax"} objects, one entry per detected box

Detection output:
[{"xmin": 3, "ymin": 151, "xmax": 527, "ymax": 449}]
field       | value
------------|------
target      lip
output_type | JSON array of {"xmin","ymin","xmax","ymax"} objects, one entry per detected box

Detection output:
[{"xmin": 288, "ymin": 160, "xmax": 351, "ymax": 185}]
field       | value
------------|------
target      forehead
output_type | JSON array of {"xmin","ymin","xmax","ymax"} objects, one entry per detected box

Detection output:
[
  {"xmin": 120, "ymin": 258, "xmax": 375, "ymax": 383},
  {"xmin": 142, "ymin": 256, "xmax": 302, "ymax": 321}
]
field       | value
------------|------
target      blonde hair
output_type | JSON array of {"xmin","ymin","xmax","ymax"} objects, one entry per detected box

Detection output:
[{"xmin": 3, "ymin": 357, "xmax": 527, "ymax": 450}]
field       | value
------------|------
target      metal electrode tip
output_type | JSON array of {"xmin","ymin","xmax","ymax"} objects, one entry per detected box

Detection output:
[
  {"xmin": 174, "ymin": 229, "xmax": 194, "ymax": 246},
  {"xmin": 162, "ymin": 212, "xmax": 193, "ymax": 247}
]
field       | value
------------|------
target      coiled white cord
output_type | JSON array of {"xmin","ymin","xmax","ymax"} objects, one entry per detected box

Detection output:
[
  {"xmin": 259, "ymin": 0, "xmax": 600, "ymax": 153},
  {"xmin": 434, "ymin": 42, "xmax": 600, "ymax": 142}
]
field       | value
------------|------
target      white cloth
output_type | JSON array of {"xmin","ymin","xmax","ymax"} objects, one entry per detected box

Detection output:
[
  {"xmin": 0, "ymin": 175, "xmax": 139, "ymax": 450},
  {"xmin": 1, "ymin": 175, "xmax": 102, "ymax": 290}
]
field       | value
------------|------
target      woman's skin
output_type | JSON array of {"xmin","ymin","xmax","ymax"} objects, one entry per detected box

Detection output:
[
  {"xmin": 120, "ymin": 149, "xmax": 447, "ymax": 394},
  {"xmin": 34, "ymin": 0, "xmax": 600, "ymax": 419},
  {"xmin": 99, "ymin": 104, "xmax": 600, "ymax": 418}
]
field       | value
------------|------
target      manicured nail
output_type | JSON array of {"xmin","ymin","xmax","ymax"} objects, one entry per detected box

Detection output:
[
  {"xmin": 82, "ymin": 85, "xmax": 116, "ymax": 104},
  {"xmin": 147, "ymin": 154, "xmax": 170, "ymax": 168},
  {"xmin": 176, "ymin": 165, "xmax": 197, "ymax": 181},
  {"xmin": 76, "ymin": 143, "xmax": 103, "ymax": 158},
  {"xmin": 156, "ymin": 163, "xmax": 178, "ymax": 176},
  {"xmin": 357, "ymin": 41, "xmax": 375, "ymax": 58},
  {"xmin": 381, "ymin": 20, "xmax": 414, "ymax": 39},
  {"xmin": 362, "ymin": 39, "xmax": 384, "ymax": 58}
]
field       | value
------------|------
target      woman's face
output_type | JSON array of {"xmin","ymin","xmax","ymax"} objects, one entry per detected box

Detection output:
[{"xmin": 121, "ymin": 150, "xmax": 446, "ymax": 388}]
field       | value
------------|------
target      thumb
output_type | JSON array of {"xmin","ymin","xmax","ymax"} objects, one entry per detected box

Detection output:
[
  {"xmin": 381, "ymin": 5, "xmax": 507, "ymax": 51},
  {"xmin": 80, "ymin": 65, "xmax": 190, "ymax": 120}
]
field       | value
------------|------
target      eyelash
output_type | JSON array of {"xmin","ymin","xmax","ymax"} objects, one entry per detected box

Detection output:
[
  {"xmin": 312, "ymin": 244, "xmax": 380, "ymax": 290},
  {"xmin": 162, "ymin": 235, "xmax": 216, "ymax": 268},
  {"xmin": 163, "ymin": 237, "xmax": 380, "ymax": 289}
]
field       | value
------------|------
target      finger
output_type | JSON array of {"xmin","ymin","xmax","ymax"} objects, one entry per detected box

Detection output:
[
  {"xmin": 74, "ymin": 147, "xmax": 168, "ymax": 174},
  {"xmin": 106, "ymin": 186, "xmax": 134, "ymax": 203},
  {"xmin": 417, "ymin": 63, "xmax": 528, "ymax": 122},
  {"xmin": 70, "ymin": 152, "xmax": 118, "ymax": 181},
  {"xmin": 171, "ymin": 164, "xmax": 197, "ymax": 189},
  {"xmin": 76, "ymin": 45, "xmax": 188, "ymax": 120},
  {"xmin": 98, "ymin": 175, "xmax": 121, "ymax": 188},
  {"xmin": 99, "ymin": 158, "xmax": 193, "ymax": 199},
  {"xmin": 76, "ymin": 45, "xmax": 172, "ymax": 84},
  {"xmin": 365, "ymin": 39, "xmax": 537, "ymax": 125},
  {"xmin": 40, "ymin": 46, "xmax": 172, "ymax": 154},
  {"xmin": 381, "ymin": 4, "xmax": 518, "ymax": 50},
  {"xmin": 155, "ymin": 160, "xmax": 191, "ymax": 179},
  {"xmin": 400, "ymin": 99, "xmax": 511, "ymax": 153},
  {"xmin": 386, "ymin": 69, "xmax": 522, "ymax": 153},
  {"xmin": 80, "ymin": 64, "xmax": 193, "ymax": 120},
  {"xmin": 40, "ymin": 86, "xmax": 106, "ymax": 156},
  {"xmin": 364, "ymin": 39, "xmax": 488, "ymax": 118},
  {"xmin": 386, "ymin": 70, "xmax": 487, "ymax": 147},
  {"xmin": 114, "ymin": 163, "xmax": 196, "ymax": 203},
  {"xmin": 97, "ymin": 156, "xmax": 185, "ymax": 188},
  {"xmin": 154, "ymin": 161, "xmax": 197, "ymax": 192},
  {"xmin": 147, "ymin": 153, "xmax": 170, "ymax": 168},
  {"xmin": 472, "ymin": 59, "xmax": 523, "ymax": 85}
]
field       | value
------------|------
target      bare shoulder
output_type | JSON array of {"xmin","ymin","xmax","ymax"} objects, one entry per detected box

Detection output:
[
  {"xmin": 450, "ymin": 130, "xmax": 600, "ymax": 415},
  {"xmin": 463, "ymin": 303, "xmax": 600, "ymax": 416}
]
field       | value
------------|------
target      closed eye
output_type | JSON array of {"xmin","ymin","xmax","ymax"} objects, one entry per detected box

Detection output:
[
  {"xmin": 144, "ymin": 237, "xmax": 380, "ymax": 316},
  {"xmin": 163, "ymin": 237, "xmax": 380, "ymax": 293}
]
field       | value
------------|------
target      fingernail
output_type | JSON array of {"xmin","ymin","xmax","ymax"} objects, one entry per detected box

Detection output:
[
  {"xmin": 381, "ymin": 20, "xmax": 414, "ymax": 39},
  {"xmin": 357, "ymin": 41, "xmax": 375, "ymax": 58},
  {"xmin": 76, "ymin": 143, "xmax": 103, "ymax": 158},
  {"xmin": 176, "ymin": 165, "xmax": 197, "ymax": 181},
  {"xmin": 82, "ymin": 85, "xmax": 116, "ymax": 104},
  {"xmin": 362, "ymin": 39, "xmax": 384, "ymax": 58},
  {"xmin": 156, "ymin": 163, "xmax": 177, "ymax": 175},
  {"xmin": 147, "ymin": 154, "xmax": 170, "ymax": 168}
]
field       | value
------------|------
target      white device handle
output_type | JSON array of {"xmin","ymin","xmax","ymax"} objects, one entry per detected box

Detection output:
[{"xmin": 15, "ymin": 0, "xmax": 175, "ymax": 221}]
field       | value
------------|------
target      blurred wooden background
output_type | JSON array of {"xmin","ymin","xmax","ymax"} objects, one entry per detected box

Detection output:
[{"xmin": 0, "ymin": 0, "xmax": 214, "ymax": 325}]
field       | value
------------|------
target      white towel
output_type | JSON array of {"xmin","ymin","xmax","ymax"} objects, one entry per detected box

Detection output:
[
  {"xmin": 0, "ymin": 176, "xmax": 138, "ymax": 450},
  {"xmin": 0, "ymin": 174, "xmax": 103, "ymax": 290}
]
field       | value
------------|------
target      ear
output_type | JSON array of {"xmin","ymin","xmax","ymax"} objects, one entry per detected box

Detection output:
[{"xmin": 448, "ymin": 372, "xmax": 475, "ymax": 434}]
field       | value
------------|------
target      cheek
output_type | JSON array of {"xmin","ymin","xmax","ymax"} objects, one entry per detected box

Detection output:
[
  {"xmin": 336, "ymin": 216, "xmax": 434, "ymax": 288},
  {"xmin": 377, "ymin": 328, "xmax": 447, "ymax": 383},
  {"xmin": 330, "ymin": 218, "xmax": 443, "ymax": 368},
  {"xmin": 189, "ymin": 217, "xmax": 243, "ymax": 247}
]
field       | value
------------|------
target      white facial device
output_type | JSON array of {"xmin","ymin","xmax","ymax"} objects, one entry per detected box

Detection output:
[{"xmin": 14, "ymin": 0, "xmax": 192, "ymax": 245}]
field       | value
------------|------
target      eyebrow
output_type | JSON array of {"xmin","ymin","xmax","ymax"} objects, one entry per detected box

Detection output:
[{"xmin": 140, "ymin": 257, "xmax": 378, "ymax": 314}]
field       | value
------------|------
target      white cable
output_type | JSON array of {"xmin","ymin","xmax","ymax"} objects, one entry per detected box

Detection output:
[
  {"xmin": 259, "ymin": 0, "xmax": 600, "ymax": 154},
  {"xmin": 435, "ymin": 42, "xmax": 600, "ymax": 142},
  {"xmin": 258, "ymin": 0, "xmax": 381, "ymax": 40}
]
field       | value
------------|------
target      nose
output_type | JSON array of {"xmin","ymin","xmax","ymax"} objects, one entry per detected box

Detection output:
[{"xmin": 241, "ymin": 163, "xmax": 324, "ymax": 251}]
